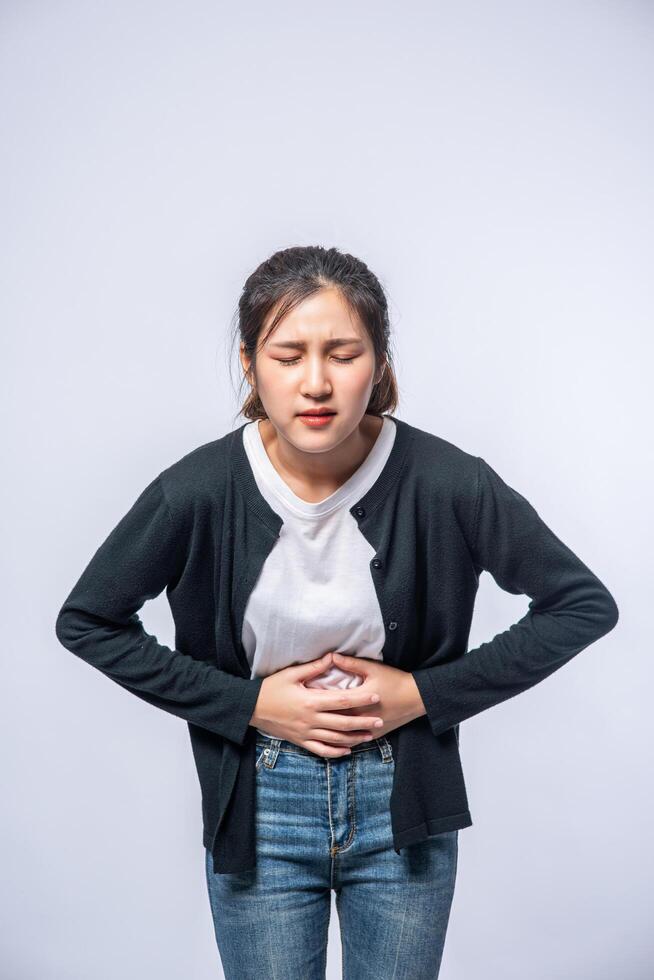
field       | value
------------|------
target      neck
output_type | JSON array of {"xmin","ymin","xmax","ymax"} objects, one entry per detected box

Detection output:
[{"xmin": 258, "ymin": 414, "xmax": 384, "ymax": 495}]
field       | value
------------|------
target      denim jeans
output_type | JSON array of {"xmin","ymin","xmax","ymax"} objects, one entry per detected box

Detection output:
[{"xmin": 205, "ymin": 730, "xmax": 458, "ymax": 979}]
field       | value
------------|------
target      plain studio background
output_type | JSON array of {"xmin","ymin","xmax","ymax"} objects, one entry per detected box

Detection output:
[{"xmin": 2, "ymin": 2, "xmax": 651, "ymax": 978}]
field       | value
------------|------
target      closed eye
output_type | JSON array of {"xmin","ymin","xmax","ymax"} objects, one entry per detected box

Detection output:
[{"xmin": 277, "ymin": 356, "xmax": 357, "ymax": 366}]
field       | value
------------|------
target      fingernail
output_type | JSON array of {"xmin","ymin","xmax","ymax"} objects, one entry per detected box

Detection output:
[
  {"xmin": 370, "ymin": 694, "xmax": 380, "ymax": 702},
  {"xmin": 375, "ymin": 719, "xmax": 383, "ymax": 727}
]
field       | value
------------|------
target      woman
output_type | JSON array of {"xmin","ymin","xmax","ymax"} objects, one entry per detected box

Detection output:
[{"xmin": 55, "ymin": 245, "xmax": 619, "ymax": 979}]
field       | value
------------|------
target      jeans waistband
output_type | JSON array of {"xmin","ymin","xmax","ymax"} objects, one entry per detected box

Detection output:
[{"xmin": 255, "ymin": 728, "xmax": 393, "ymax": 762}]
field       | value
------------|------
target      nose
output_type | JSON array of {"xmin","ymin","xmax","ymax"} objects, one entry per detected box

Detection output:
[{"xmin": 299, "ymin": 356, "xmax": 333, "ymax": 397}]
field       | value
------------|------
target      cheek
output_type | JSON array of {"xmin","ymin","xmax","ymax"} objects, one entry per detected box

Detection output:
[
  {"xmin": 257, "ymin": 365, "xmax": 294, "ymax": 396},
  {"xmin": 345, "ymin": 363, "xmax": 376, "ymax": 394}
]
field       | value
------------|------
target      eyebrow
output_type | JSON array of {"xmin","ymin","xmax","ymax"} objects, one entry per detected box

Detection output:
[{"xmin": 268, "ymin": 337, "xmax": 364, "ymax": 351}]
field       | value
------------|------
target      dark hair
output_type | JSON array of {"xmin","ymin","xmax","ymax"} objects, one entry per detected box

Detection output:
[{"xmin": 229, "ymin": 245, "xmax": 399, "ymax": 423}]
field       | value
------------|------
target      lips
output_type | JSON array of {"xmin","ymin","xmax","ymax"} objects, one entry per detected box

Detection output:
[{"xmin": 297, "ymin": 411, "xmax": 336, "ymax": 427}]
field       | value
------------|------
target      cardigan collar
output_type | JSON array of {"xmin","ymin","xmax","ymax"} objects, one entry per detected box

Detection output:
[{"xmin": 229, "ymin": 413, "xmax": 415, "ymax": 535}]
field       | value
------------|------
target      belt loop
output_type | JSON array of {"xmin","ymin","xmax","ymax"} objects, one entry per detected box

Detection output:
[
  {"xmin": 376, "ymin": 735, "xmax": 393, "ymax": 763},
  {"xmin": 260, "ymin": 736, "xmax": 282, "ymax": 768}
]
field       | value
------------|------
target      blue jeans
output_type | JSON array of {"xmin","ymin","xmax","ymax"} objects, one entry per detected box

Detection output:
[{"xmin": 205, "ymin": 731, "xmax": 458, "ymax": 979}]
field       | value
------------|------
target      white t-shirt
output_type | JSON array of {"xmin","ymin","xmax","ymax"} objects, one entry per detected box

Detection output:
[{"xmin": 240, "ymin": 417, "xmax": 397, "ymax": 737}]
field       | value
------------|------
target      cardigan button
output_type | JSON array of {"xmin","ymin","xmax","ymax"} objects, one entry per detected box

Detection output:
[
  {"xmin": 371, "ymin": 558, "xmax": 382, "ymax": 569},
  {"xmin": 388, "ymin": 621, "xmax": 398, "ymax": 630},
  {"xmin": 354, "ymin": 506, "xmax": 365, "ymax": 518}
]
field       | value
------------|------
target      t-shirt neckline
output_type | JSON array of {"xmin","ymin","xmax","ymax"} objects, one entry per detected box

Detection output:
[{"xmin": 245, "ymin": 415, "xmax": 396, "ymax": 519}]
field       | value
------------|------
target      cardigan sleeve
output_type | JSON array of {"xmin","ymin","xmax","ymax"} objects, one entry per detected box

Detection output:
[
  {"xmin": 411, "ymin": 455, "xmax": 619, "ymax": 738},
  {"xmin": 54, "ymin": 473, "xmax": 263, "ymax": 745}
]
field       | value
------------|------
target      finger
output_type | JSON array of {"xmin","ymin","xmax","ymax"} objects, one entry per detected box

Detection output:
[
  {"xmin": 314, "ymin": 712, "xmax": 384, "ymax": 732},
  {"xmin": 303, "ymin": 739, "xmax": 352, "ymax": 758},
  {"xmin": 310, "ymin": 728, "xmax": 376, "ymax": 746},
  {"xmin": 289, "ymin": 652, "xmax": 333, "ymax": 681},
  {"xmin": 331, "ymin": 652, "xmax": 369, "ymax": 675},
  {"xmin": 314, "ymin": 688, "xmax": 380, "ymax": 711}
]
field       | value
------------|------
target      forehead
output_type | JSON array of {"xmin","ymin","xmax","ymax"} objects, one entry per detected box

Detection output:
[{"xmin": 263, "ymin": 287, "xmax": 367, "ymax": 342}]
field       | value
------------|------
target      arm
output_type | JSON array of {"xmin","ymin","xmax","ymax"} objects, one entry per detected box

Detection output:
[
  {"xmin": 411, "ymin": 456, "xmax": 619, "ymax": 738},
  {"xmin": 54, "ymin": 473, "xmax": 262, "ymax": 745}
]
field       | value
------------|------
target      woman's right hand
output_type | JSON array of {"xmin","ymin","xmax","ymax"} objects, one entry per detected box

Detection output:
[{"xmin": 249, "ymin": 652, "xmax": 384, "ymax": 757}]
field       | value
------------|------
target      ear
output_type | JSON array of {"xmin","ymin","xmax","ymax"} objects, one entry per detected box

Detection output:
[{"xmin": 239, "ymin": 344, "xmax": 254, "ymax": 383}]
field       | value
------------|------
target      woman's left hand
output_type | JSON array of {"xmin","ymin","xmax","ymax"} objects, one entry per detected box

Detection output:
[{"xmin": 325, "ymin": 652, "xmax": 426, "ymax": 738}]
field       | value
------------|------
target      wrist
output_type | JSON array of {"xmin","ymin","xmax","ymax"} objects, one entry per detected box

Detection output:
[
  {"xmin": 403, "ymin": 671, "xmax": 427, "ymax": 722},
  {"xmin": 248, "ymin": 676, "xmax": 267, "ymax": 728}
]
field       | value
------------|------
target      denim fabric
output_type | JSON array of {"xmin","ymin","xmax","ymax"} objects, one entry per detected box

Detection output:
[{"xmin": 205, "ymin": 731, "xmax": 458, "ymax": 979}]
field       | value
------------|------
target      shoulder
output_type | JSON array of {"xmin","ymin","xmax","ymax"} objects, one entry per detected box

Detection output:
[
  {"xmin": 156, "ymin": 425, "xmax": 243, "ymax": 520},
  {"xmin": 397, "ymin": 417, "xmax": 480, "ymax": 498},
  {"xmin": 394, "ymin": 418, "xmax": 489, "ymax": 551}
]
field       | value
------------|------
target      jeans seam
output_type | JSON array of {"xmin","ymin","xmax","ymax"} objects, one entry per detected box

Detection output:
[{"xmin": 331, "ymin": 752, "xmax": 358, "ymax": 857}]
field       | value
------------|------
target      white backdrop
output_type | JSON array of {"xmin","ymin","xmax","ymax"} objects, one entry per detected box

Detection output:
[{"xmin": 2, "ymin": 1, "xmax": 651, "ymax": 978}]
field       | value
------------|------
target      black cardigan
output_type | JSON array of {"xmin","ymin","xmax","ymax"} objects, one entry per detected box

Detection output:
[{"xmin": 54, "ymin": 415, "xmax": 619, "ymax": 873}]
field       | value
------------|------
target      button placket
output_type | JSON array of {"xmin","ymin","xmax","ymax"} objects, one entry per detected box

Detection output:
[
  {"xmin": 355, "ymin": 504, "xmax": 400, "ymax": 652},
  {"xmin": 369, "ymin": 553, "xmax": 399, "ymax": 639}
]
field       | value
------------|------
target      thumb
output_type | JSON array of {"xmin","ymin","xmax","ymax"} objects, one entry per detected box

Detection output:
[
  {"xmin": 291, "ymin": 652, "xmax": 333, "ymax": 681},
  {"xmin": 331, "ymin": 652, "xmax": 368, "ymax": 675}
]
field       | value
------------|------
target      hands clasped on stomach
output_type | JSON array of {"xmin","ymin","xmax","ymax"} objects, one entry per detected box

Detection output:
[
  {"xmin": 250, "ymin": 650, "xmax": 384, "ymax": 757},
  {"xmin": 250, "ymin": 649, "xmax": 422, "ymax": 758}
]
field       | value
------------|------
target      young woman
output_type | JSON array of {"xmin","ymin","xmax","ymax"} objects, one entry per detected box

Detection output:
[{"xmin": 55, "ymin": 245, "xmax": 619, "ymax": 979}]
